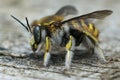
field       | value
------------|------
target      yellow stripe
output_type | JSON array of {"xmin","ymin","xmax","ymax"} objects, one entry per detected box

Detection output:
[
  {"xmin": 84, "ymin": 31, "xmax": 99, "ymax": 43},
  {"xmin": 43, "ymin": 21, "xmax": 55, "ymax": 26},
  {"xmin": 94, "ymin": 29, "xmax": 99, "ymax": 37},
  {"xmin": 80, "ymin": 20, "xmax": 88, "ymax": 31},
  {"xmin": 80, "ymin": 19, "xmax": 86, "ymax": 26},
  {"xmin": 88, "ymin": 23, "xmax": 94, "ymax": 31},
  {"xmin": 71, "ymin": 20, "xmax": 80, "ymax": 29}
]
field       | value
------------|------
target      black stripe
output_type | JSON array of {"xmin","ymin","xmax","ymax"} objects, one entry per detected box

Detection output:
[
  {"xmin": 60, "ymin": 32, "xmax": 70, "ymax": 47},
  {"xmin": 70, "ymin": 29, "xmax": 84, "ymax": 46}
]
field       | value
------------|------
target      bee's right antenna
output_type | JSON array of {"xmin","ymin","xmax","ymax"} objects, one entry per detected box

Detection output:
[
  {"xmin": 25, "ymin": 17, "xmax": 32, "ymax": 34},
  {"xmin": 11, "ymin": 15, "xmax": 29, "ymax": 32}
]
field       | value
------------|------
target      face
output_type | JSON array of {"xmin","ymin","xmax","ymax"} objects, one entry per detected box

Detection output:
[
  {"xmin": 30, "ymin": 26, "xmax": 41, "ymax": 52},
  {"xmin": 30, "ymin": 36, "xmax": 38, "ymax": 52}
]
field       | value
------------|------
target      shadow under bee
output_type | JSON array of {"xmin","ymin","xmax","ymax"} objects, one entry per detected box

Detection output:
[{"xmin": 28, "ymin": 49, "xmax": 95, "ymax": 64}]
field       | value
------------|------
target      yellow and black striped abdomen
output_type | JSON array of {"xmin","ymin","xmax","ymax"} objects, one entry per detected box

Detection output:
[{"xmin": 68, "ymin": 19, "xmax": 100, "ymax": 43}]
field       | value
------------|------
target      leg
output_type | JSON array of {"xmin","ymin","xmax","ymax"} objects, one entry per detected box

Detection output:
[
  {"xmin": 35, "ymin": 43, "xmax": 44, "ymax": 55},
  {"xmin": 85, "ymin": 36, "xmax": 107, "ymax": 62},
  {"xmin": 65, "ymin": 35, "xmax": 75, "ymax": 69},
  {"xmin": 94, "ymin": 44, "xmax": 107, "ymax": 63},
  {"xmin": 43, "ymin": 37, "xmax": 51, "ymax": 67},
  {"xmin": 83, "ymin": 36, "xmax": 95, "ymax": 54}
]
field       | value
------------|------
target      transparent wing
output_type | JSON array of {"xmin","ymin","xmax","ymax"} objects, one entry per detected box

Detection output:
[
  {"xmin": 61, "ymin": 10, "xmax": 113, "ymax": 24},
  {"xmin": 55, "ymin": 10, "xmax": 112, "ymax": 43},
  {"xmin": 55, "ymin": 5, "xmax": 78, "ymax": 17}
]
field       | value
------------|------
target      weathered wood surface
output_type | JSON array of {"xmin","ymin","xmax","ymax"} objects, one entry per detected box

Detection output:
[
  {"xmin": 0, "ymin": 0, "xmax": 120, "ymax": 80},
  {"xmin": 0, "ymin": 49, "xmax": 120, "ymax": 80}
]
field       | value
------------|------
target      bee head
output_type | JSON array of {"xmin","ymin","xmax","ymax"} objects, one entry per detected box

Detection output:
[
  {"xmin": 11, "ymin": 15, "xmax": 42, "ymax": 52},
  {"xmin": 30, "ymin": 26, "xmax": 41, "ymax": 52}
]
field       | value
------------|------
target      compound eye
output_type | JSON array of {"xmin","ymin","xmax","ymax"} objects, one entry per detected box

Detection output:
[{"xmin": 33, "ymin": 26, "xmax": 41, "ymax": 44}]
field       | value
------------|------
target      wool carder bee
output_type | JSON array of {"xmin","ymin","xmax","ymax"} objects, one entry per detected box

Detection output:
[{"xmin": 11, "ymin": 5, "xmax": 112, "ymax": 69}]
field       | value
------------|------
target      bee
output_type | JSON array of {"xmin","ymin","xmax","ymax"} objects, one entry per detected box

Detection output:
[{"xmin": 11, "ymin": 5, "xmax": 112, "ymax": 69}]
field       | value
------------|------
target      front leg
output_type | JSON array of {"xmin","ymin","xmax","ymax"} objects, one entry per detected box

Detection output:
[
  {"xmin": 43, "ymin": 36, "xmax": 51, "ymax": 67},
  {"xmin": 65, "ymin": 35, "xmax": 75, "ymax": 69},
  {"xmin": 35, "ymin": 42, "xmax": 44, "ymax": 55}
]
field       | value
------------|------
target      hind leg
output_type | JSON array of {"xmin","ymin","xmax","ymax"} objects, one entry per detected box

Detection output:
[
  {"xmin": 84, "ymin": 36, "xmax": 107, "ymax": 63},
  {"xmin": 94, "ymin": 45, "xmax": 107, "ymax": 63}
]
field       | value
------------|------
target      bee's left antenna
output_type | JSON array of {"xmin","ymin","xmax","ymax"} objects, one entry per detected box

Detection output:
[{"xmin": 11, "ymin": 15, "xmax": 29, "ymax": 32}]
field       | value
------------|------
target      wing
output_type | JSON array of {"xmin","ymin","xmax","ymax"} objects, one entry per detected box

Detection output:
[
  {"xmin": 58, "ymin": 10, "xmax": 113, "ymax": 43},
  {"xmin": 55, "ymin": 5, "xmax": 78, "ymax": 17},
  {"xmin": 61, "ymin": 10, "xmax": 113, "ymax": 24}
]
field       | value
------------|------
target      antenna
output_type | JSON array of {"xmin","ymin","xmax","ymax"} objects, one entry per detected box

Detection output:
[
  {"xmin": 11, "ymin": 15, "xmax": 29, "ymax": 32},
  {"xmin": 26, "ymin": 17, "xmax": 32, "ymax": 33}
]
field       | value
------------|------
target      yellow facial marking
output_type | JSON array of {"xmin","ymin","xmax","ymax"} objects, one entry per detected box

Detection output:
[
  {"xmin": 30, "ymin": 36, "xmax": 35, "ymax": 46},
  {"xmin": 34, "ymin": 44, "xmax": 38, "ymax": 49}
]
